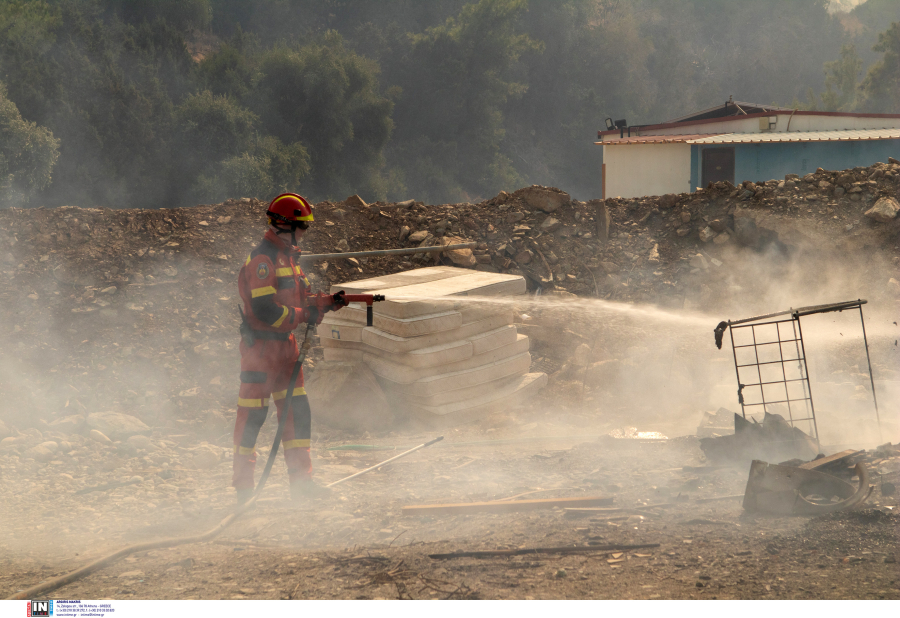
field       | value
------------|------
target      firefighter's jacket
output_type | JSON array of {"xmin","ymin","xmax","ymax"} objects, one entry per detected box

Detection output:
[{"xmin": 239, "ymin": 229, "xmax": 314, "ymax": 333}]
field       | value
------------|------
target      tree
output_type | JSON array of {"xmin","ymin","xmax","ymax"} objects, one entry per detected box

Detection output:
[
  {"xmin": 252, "ymin": 31, "xmax": 393, "ymax": 201},
  {"xmin": 860, "ymin": 22, "xmax": 900, "ymax": 113},
  {"xmin": 389, "ymin": 0, "xmax": 541, "ymax": 203},
  {"xmin": 0, "ymin": 83, "xmax": 60, "ymax": 207},
  {"xmin": 821, "ymin": 44, "xmax": 862, "ymax": 111}
]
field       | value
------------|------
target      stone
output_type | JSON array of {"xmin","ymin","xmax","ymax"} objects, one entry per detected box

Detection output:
[
  {"xmin": 540, "ymin": 217, "xmax": 561, "ymax": 232},
  {"xmin": 784, "ymin": 173, "xmax": 800, "ymax": 181},
  {"xmin": 0, "ymin": 436, "xmax": 18, "ymax": 449},
  {"xmin": 332, "ymin": 208, "xmax": 347, "ymax": 219},
  {"xmin": 505, "ymin": 211, "xmax": 525, "ymax": 223},
  {"xmin": 698, "ymin": 226, "xmax": 716, "ymax": 243},
  {"xmin": 802, "ymin": 173, "xmax": 816, "ymax": 182},
  {"xmin": 836, "ymin": 173, "xmax": 854, "ymax": 186},
  {"xmin": 515, "ymin": 250, "xmax": 534, "ymax": 265},
  {"xmin": 658, "ymin": 194, "xmax": 678, "ymax": 209},
  {"xmin": 474, "ymin": 263, "xmax": 500, "ymax": 273},
  {"xmin": 344, "ymin": 194, "xmax": 367, "ymax": 208},
  {"xmin": 335, "ymin": 239, "xmax": 350, "ymax": 252},
  {"xmin": 889, "ymin": 157, "xmax": 900, "ymax": 165},
  {"xmin": 192, "ymin": 444, "xmax": 220, "ymax": 469},
  {"xmin": 443, "ymin": 240, "xmax": 477, "ymax": 267},
  {"xmin": 733, "ymin": 216, "xmax": 760, "ymax": 247},
  {"xmin": 27, "ymin": 441, "xmax": 59, "ymax": 462},
  {"xmin": 689, "ymin": 254, "xmax": 708, "ymax": 270},
  {"xmin": 713, "ymin": 232, "xmax": 730, "ymax": 245},
  {"xmin": 87, "ymin": 412, "xmax": 150, "ymax": 440},
  {"xmin": 680, "ymin": 210, "xmax": 692, "ymax": 224},
  {"xmin": 818, "ymin": 180, "xmax": 832, "ymax": 190},
  {"xmin": 834, "ymin": 187, "xmax": 845, "ymax": 198},
  {"xmin": 591, "ymin": 199, "xmax": 611, "ymax": 241},
  {"xmin": 127, "ymin": 434, "xmax": 153, "ymax": 450},
  {"xmin": 676, "ymin": 226, "xmax": 691, "ymax": 237},
  {"xmin": 864, "ymin": 197, "xmax": 900, "ymax": 223},
  {"xmin": 399, "ymin": 226, "xmax": 411, "ymax": 242},
  {"xmin": 50, "ymin": 414, "xmax": 85, "ymax": 434},
  {"xmin": 520, "ymin": 186, "xmax": 570, "ymax": 213},
  {"xmin": 848, "ymin": 185, "xmax": 863, "ymax": 193},
  {"xmin": 849, "ymin": 193, "xmax": 861, "ymax": 202},
  {"xmin": 408, "ymin": 230, "xmax": 429, "ymax": 243},
  {"xmin": 708, "ymin": 219, "xmax": 726, "ymax": 233},
  {"xmin": 90, "ymin": 429, "xmax": 111, "ymax": 443}
]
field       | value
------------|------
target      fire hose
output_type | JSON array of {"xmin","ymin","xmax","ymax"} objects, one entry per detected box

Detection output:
[{"xmin": 6, "ymin": 292, "xmax": 448, "ymax": 601}]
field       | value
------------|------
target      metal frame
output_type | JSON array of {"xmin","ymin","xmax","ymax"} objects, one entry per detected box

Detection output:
[{"xmin": 720, "ymin": 299, "xmax": 881, "ymax": 444}]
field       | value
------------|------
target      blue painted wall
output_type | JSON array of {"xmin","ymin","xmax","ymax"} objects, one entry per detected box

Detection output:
[{"xmin": 689, "ymin": 139, "xmax": 900, "ymax": 189}]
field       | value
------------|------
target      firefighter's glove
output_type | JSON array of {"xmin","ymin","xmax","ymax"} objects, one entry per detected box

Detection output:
[
  {"xmin": 329, "ymin": 290, "xmax": 348, "ymax": 312},
  {"xmin": 305, "ymin": 306, "xmax": 321, "ymax": 326}
]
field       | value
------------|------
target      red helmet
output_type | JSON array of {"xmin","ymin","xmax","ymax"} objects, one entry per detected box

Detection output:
[{"xmin": 266, "ymin": 193, "xmax": 314, "ymax": 228}]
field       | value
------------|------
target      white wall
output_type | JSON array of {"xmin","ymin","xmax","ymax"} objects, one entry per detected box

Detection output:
[{"xmin": 603, "ymin": 143, "xmax": 691, "ymax": 199}]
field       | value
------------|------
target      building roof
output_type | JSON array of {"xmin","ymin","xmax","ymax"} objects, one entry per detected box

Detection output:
[
  {"xmin": 598, "ymin": 128, "xmax": 900, "ymax": 147},
  {"xmin": 665, "ymin": 100, "xmax": 794, "ymax": 124},
  {"xmin": 596, "ymin": 134, "xmax": 723, "ymax": 145},
  {"xmin": 597, "ymin": 110, "xmax": 900, "ymax": 138},
  {"xmin": 688, "ymin": 128, "xmax": 900, "ymax": 144}
]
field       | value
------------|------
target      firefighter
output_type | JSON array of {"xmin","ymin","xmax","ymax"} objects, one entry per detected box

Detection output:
[{"xmin": 232, "ymin": 193, "xmax": 343, "ymax": 504}]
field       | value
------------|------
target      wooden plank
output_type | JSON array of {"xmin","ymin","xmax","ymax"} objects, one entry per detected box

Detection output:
[
  {"xmin": 429, "ymin": 543, "xmax": 659, "ymax": 559},
  {"xmin": 401, "ymin": 495, "xmax": 612, "ymax": 516},
  {"xmin": 798, "ymin": 449, "xmax": 859, "ymax": 470}
]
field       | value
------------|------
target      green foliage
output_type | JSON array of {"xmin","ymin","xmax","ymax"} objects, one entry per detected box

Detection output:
[
  {"xmin": 821, "ymin": 44, "xmax": 862, "ymax": 111},
  {"xmin": 860, "ymin": 22, "xmax": 900, "ymax": 113},
  {"xmin": 389, "ymin": 0, "xmax": 540, "ymax": 203},
  {"xmin": 0, "ymin": 83, "xmax": 60, "ymax": 207},
  {"xmin": 253, "ymin": 31, "xmax": 393, "ymax": 201}
]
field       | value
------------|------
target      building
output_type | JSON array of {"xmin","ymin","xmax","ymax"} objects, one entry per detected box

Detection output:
[{"xmin": 597, "ymin": 100, "xmax": 900, "ymax": 199}]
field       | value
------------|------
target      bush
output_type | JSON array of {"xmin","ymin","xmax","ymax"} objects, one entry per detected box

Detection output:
[{"xmin": 0, "ymin": 83, "xmax": 59, "ymax": 208}]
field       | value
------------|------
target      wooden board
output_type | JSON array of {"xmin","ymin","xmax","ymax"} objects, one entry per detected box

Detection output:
[
  {"xmin": 798, "ymin": 449, "xmax": 859, "ymax": 470},
  {"xmin": 401, "ymin": 494, "xmax": 613, "ymax": 516}
]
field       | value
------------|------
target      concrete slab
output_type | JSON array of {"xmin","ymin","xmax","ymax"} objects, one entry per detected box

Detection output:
[
  {"xmin": 333, "ymin": 270, "xmax": 526, "ymax": 319},
  {"xmin": 318, "ymin": 317, "xmax": 364, "ymax": 343},
  {"xmin": 381, "ymin": 352, "xmax": 532, "ymax": 397},
  {"xmin": 366, "ymin": 334, "xmax": 529, "ymax": 383},
  {"xmin": 331, "ymin": 305, "xmax": 463, "ymax": 337},
  {"xmin": 469, "ymin": 325, "xmax": 519, "ymax": 355},
  {"xmin": 361, "ymin": 314, "xmax": 513, "ymax": 354},
  {"xmin": 406, "ymin": 372, "xmax": 548, "ymax": 418},
  {"xmin": 328, "ymin": 266, "xmax": 467, "ymax": 293}
]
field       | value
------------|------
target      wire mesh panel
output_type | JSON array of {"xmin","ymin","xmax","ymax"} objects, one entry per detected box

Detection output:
[{"xmin": 728, "ymin": 317, "xmax": 819, "ymax": 441}]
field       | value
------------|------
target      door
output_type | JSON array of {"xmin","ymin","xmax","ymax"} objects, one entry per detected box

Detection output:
[{"xmin": 701, "ymin": 147, "xmax": 735, "ymax": 186}]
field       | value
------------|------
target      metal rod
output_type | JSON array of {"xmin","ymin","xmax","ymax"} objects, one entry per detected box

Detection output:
[
  {"xmin": 325, "ymin": 436, "xmax": 444, "ymax": 488},
  {"xmin": 300, "ymin": 243, "xmax": 478, "ymax": 261},
  {"xmin": 794, "ymin": 316, "xmax": 820, "ymax": 445},
  {"xmin": 729, "ymin": 325, "xmax": 744, "ymax": 418},
  {"xmin": 727, "ymin": 299, "xmax": 866, "ymax": 327},
  {"xmin": 858, "ymin": 305, "xmax": 883, "ymax": 443}
]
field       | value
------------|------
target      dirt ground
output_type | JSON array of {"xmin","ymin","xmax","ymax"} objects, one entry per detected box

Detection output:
[{"xmin": 1, "ymin": 413, "xmax": 899, "ymax": 600}]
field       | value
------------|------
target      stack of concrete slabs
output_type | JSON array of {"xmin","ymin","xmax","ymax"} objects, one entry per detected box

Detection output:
[{"xmin": 320, "ymin": 266, "xmax": 546, "ymax": 416}]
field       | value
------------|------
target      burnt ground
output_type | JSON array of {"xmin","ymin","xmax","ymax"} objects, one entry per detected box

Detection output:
[{"xmin": 1, "ymin": 418, "xmax": 898, "ymax": 600}]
